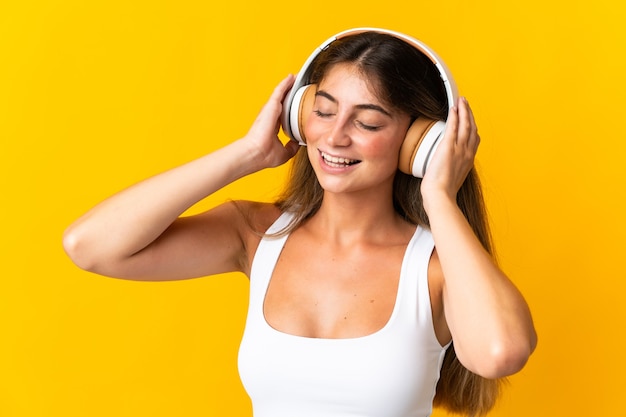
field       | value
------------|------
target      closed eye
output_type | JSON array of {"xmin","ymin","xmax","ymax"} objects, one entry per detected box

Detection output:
[
  {"xmin": 356, "ymin": 121, "xmax": 382, "ymax": 131},
  {"xmin": 314, "ymin": 109, "xmax": 334, "ymax": 118}
]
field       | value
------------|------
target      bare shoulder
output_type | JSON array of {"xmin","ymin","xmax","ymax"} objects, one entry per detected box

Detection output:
[
  {"xmin": 228, "ymin": 200, "xmax": 282, "ymax": 230},
  {"xmin": 223, "ymin": 200, "xmax": 282, "ymax": 275}
]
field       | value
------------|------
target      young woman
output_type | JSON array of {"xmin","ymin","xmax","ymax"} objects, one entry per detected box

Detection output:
[{"xmin": 64, "ymin": 29, "xmax": 537, "ymax": 417}]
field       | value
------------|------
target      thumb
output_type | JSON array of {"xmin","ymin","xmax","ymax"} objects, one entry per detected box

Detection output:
[{"xmin": 284, "ymin": 139, "xmax": 301, "ymax": 159}]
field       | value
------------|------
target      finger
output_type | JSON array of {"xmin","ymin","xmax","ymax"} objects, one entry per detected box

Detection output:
[
  {"xmin": 255, "ymin": 75, "xmax": 295, "ymax": 127},
  {"xmin": 445, "ymin": 104, "xmax": 459, "ymax": 146},
  {"xmin": 457, "ymin": 97, "xmax": 480, "ymax": 154},
  {"xmin": 271, "ymin": 74, "xmax": 295, "ymax": 103},
  {"xmin": 462, "ymin": 98, "xmax": 480, "ymax": 152},
  {"xmin": 456, "ymin": 98, "xmax": 472, "ymax": 145},
  {"xmin": 284, "ymin": 138, "xmax": 301, "ymax": 158}
]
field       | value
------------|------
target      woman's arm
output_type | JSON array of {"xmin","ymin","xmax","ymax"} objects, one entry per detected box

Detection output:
[
  {"xmin": 63, "ymin": 75, "xmax": 298, "ymax": 281},
  {"xmin": 422, "ymin": 97, "xmax": 537, "ymax": 379}
]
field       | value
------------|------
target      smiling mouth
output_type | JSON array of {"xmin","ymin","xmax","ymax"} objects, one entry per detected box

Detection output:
[{"xmin": 320, "ymin": 150, "xmax": 361, "ymax": 168}]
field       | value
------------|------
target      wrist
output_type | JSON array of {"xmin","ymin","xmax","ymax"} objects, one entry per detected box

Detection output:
[
  {"xmin": 422, "ymin": 188, "xmax": 458, "ymax": 217},
  {"xmin": 227, "ymin": 137, "xmax": 270, "ymax": 175}
]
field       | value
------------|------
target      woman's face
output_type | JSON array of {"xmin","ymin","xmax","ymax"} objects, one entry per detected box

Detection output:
[{"xmin": 304, "ymin": 63, "xmax": 411, "ymax": 196}]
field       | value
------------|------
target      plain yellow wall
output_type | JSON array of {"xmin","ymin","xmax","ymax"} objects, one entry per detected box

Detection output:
[{"xmin": 2, "ymin": 0, "xmax": 625, "ymax": 416}]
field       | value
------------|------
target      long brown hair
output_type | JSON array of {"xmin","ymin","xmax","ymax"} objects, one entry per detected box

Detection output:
[{"xmin": 274, "ymin": 31, "xmax": 503, "ymax": 416}]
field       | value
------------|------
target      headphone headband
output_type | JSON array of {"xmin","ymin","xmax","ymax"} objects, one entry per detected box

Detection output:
[{"xmin": 282, "ymin": 27, "xmax": 459, "ymax": 142}]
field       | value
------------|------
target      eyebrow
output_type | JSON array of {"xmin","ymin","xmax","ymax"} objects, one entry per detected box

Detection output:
[{"xmin": 315, "ymin": 90, "xmax": 392, "ymax": 117}]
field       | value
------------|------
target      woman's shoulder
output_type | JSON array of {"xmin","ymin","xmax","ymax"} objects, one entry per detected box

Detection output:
[
  {"xmin": 226, "ymin": 200, "xmax": 284, "ymax": 275},
  {"xmin": 226, "ymin": 200, "xmax": 283, "ymax": 233}
]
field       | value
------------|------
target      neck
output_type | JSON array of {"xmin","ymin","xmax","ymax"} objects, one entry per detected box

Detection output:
[{"xmin": 306, "ymin": 189, "xmax": 406, "ymax": 246}]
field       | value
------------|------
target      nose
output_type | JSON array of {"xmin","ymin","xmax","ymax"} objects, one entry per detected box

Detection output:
[{"xmin": 325, "ymin": 117, "xmax": 351, "ymax": 147}]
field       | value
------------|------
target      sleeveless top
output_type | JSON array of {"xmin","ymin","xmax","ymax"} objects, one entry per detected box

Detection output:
[{"xmin": 238, "ymin": 212, "xmax": 449, "ymax": 417}]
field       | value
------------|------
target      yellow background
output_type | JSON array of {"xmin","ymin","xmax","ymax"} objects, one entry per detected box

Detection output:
[{"xmin": 2, "ymin": 0, "xmax": 625, "ymax": 416}]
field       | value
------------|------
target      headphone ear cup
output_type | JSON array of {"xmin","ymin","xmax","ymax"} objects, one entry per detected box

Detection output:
[
  {"xmin": 288, "ymin": 84, "xmax": 317, "ymax": 145},
  {"xmin": 398, "ymin": 118, "xmax": 446, "ymax": 178}
]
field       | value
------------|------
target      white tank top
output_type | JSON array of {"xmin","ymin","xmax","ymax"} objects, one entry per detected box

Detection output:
[{"xmin": 238, "ymin": 212, "xmax": 449, "ymax": 417}]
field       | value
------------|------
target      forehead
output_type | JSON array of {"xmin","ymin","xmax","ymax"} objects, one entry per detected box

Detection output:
[
  {"xmin": 317, "ymin": 63, "xmax": 382, "ymax": 102},
  {"xmin": 317, "ymin": 63, "xmax": 405, "ymax": 116}
]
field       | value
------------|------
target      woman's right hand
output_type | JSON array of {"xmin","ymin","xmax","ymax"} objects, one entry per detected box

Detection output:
[{"xmin": 243, "ymin": 74, "xmax": 301, "ymax": 170}]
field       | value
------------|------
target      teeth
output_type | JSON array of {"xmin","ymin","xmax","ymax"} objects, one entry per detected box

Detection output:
[{"xmin": 321, "ymin": 151, "xmax": 359, "ymax": 166}]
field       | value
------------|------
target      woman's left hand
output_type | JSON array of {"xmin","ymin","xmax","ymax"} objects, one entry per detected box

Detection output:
[
  {"xmin": 421, "ymin": 97, "xmax": 537, "ymax": 378},
  {"xmin": 420, "ymin": 97, "xmax": 480, "ymax": 209}
]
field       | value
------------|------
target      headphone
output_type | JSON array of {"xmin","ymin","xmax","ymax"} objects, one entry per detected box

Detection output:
[{"xmin": 281, "ymin": 27, "xmax": 458, "ymax": 178}]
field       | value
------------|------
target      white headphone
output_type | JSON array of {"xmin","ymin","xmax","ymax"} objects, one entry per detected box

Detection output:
[{"xmin": 281, "ymin": 27, "xmax": 459, "ymax": 178}]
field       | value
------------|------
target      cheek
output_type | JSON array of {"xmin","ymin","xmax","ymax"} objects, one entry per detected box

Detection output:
[
  {"xmin": 303, "ymin": 116, "xmax": 323, "ymax": 145},
  {"xmin": 366, "ymin": 132, "xmax": 406, "ymax": 159},
  {"xmin": 306, "ymin": 143, "xmax": 318, "ymax": 163},
  {"xmin": 364, "ymin": 133, "xmax": 407, "ymax": 175}
]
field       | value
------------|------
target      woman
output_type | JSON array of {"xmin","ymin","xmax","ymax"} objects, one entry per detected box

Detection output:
[{"xmin": 64, "ymin": 29, "xmax": 537, "ymax": 417}]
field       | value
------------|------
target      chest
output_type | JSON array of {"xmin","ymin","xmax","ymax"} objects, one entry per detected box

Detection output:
[{"xmin": 263, "ymin": 234, "xmax": 409, "ymax": 339}]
